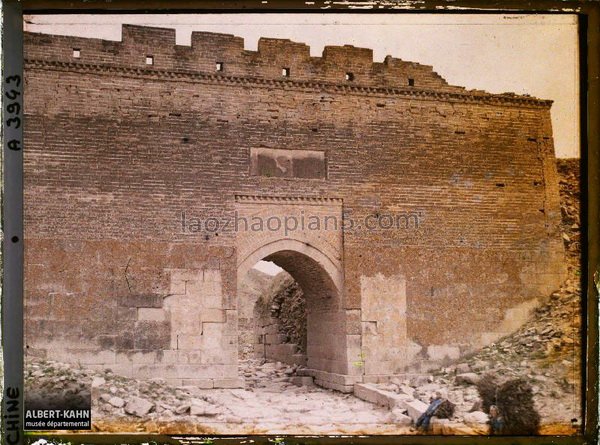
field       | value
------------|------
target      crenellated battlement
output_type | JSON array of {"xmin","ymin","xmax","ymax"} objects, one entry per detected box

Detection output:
[{"xmin": 24, "ymin": 24, "xmax": 551, "ymax": 106}]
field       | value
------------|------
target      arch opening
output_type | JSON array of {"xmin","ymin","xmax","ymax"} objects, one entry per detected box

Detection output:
[{"xmin": 237, "ymin": 245, "xmax": 350, "ymax": 388}]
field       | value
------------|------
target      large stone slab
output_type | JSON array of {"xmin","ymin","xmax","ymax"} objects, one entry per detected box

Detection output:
[
  {"xmin": 404, "ymin": 399, "xmax": 428, "ymax": 422},
  {"xmin": 354, "ymin": 383, "xmax": 414, "ymax": 410},
  {"xmin": 124, "ymin": 396, "xmax": 154, "ymax": 417},
  {"xmin": 353, "ymin": 383, "xmax": 390, "ymax": 406}
]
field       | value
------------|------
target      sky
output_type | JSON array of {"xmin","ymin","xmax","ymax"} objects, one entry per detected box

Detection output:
[
  {"xmin": 24, "ymin": 13, "xmax": 580, "ymax": 158},
  {"xmin": 253, "ymin": 260, "xmax": 283, "ymax": 276}
]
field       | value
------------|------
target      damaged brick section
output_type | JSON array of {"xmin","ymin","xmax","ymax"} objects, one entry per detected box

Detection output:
[
  {"xmin": 119, "ymin": 294, "xmax": 164, "ymax": 308},
  {"xmin": 250, "ymin": 147, "xmax": 327, "ymax": 179}
]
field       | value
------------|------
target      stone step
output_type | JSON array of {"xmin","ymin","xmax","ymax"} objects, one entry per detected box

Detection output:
[{"xmin": 353, "ymin": 382, "xmax": 428, "ymax": 422}]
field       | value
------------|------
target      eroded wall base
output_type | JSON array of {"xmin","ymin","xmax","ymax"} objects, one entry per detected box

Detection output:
[{"xmin": 25, "ymin": 239, "xmax": 242, "ymax": 388}]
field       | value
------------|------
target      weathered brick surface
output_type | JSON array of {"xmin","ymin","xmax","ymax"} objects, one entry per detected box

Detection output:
[
  {"xmin": 119, "ymin": 294, "xmax": 163, "ymax": 308},
  {"xmin": 23, "ymin": 25, "xmax": 566, "ymax": 386}
]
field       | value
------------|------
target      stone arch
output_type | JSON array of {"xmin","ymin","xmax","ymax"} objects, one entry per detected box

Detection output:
[
  {"xmin": 237, "ymin": 238, "xmax": 343, "ymax": 295},
  {"xmin": 237, "ymin": 238, "xmax": 352, "ymax": 380}
]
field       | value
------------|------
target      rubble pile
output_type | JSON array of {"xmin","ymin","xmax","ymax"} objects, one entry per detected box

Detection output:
[
  {"xmin": 239, "ymin": 358, "xmax": 302, "ymax": 388},
  {"xmin": 557, "ymin": 158, "xmax": 581, "ymax": 265},
  {"xmin": 25, "ymin": 361, "xmax": 91, "ymax": 410}
]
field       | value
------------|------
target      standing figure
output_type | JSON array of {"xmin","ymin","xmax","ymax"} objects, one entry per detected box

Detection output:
[{"xmin": 489, "ymin": 405, "xmax": 505, "ymax": 435}]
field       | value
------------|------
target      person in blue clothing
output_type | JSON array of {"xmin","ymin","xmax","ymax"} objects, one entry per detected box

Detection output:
[
  {"xmin": 416, "ymin": 391, "xmax": 444, "ymax": 433},
  {"xmin": 488, "ymin": 405, "xmax": 505, "ymax": 435}
]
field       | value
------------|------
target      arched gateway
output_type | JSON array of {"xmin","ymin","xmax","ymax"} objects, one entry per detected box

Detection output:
[{"xmin": 234, "ymin": 196, "xmax": 362, "ymax": 391}]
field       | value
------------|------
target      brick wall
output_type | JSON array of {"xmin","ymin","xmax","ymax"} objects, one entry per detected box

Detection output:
[{"xmin": 23, "ymin": 25, "xmax": 566, "ymax": 385}]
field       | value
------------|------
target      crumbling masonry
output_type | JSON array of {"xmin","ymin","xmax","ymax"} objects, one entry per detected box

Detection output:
[{"xmin": 24, "ymin": 25, "xmax": 566, "ymax": 391}]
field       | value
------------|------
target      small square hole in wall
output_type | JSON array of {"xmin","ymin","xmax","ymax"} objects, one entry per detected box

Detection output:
[
  {"xmin": 408, "ymin": 78, "xmax": 415, "ymax": 86},
  {"xmin": 72, "ymin": 48, "xmax": 81, "ymax": 58},
  {"xmin": 282, "ymin": 67, "xmax": 290, "ymax": 77},
  {"xmin": 146, "ymin": 55, "xmax": 154, "ymax": 65},
  {"xmin": 216, "ymin": 62, "xmax": 224, "ymax": 72},
  {"xmin": 345, "ymin": 72, "xmax": 355, "ymax": 81}
]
